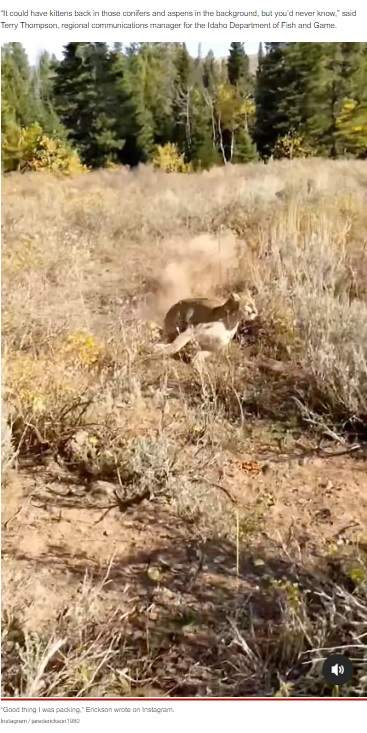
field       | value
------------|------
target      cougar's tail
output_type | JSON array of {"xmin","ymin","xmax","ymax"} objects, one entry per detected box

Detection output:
[{"xmin": 153, "ymin": 329, "xmax": 194, "ymax": 356}]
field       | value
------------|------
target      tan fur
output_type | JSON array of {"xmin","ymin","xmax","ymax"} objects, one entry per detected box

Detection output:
[
  {"xmin": 154, "ymin": 291, "xmax": 258, "ymax": 362},
  {"xmin": 163, "ymin": 291, "xmax": 257, "ymax": 340},
  {"xmin": 154, "ymin": 320, "xmax": 238, "ymax": 357},
  {"xmin": 155, "ymin": 328, "xmax": 195, "ymax": 356}
]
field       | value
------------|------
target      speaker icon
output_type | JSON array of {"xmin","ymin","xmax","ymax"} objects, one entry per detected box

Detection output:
[
  {"xmin": 331, "ymin": 663, "xmax": 344, "ymax": 676},
  {"xmin": 323, "ymin": 654, "xmax": 353, "ymax": 686}
]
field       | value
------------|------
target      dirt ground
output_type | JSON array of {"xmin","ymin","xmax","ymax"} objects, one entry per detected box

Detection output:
[
  {"xmin": 3, "ymin": 451, "xmax": 367, "ymax": 619},
  {"xmin": 2, "ymin": 162, "xmax": 367, "ymax": 697},
  {"xmin": 2, "ymin": 441, "xmax": 367, "ymax": 692}
]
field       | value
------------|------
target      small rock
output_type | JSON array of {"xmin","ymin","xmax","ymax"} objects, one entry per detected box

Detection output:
[
  {"xmin": 89, "ymin": 480, "xmax": 117, "ymax": 498},
  {"xmin": 298, "ymin": 456, "xmax": 309, "ymax": 466},
  {"xmin": 71, "ymin": 430, "xmax": 89, "ymax": 447},
  {"xmin": 319, "ymin": 480, "xmax": 334, "ymax": 491},
  {"xmin": 45, "ymin": 460, "xmax": 65, "ymax": 475}
]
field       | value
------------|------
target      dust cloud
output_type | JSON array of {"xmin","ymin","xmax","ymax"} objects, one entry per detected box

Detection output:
[{"xmin": 146, "ymin": 232, "xmax": 240, "ymax": 320}]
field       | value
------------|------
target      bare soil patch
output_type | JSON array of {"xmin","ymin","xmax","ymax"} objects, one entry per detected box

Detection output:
[{"xmin": 2, "ymin": 161, "xmax": 367, "ymax": 697}]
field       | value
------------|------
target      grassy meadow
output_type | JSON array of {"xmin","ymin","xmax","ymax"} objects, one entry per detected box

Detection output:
[{"xmin": 2, "ymin": 159, "xmax": 367, "ymax": 697}]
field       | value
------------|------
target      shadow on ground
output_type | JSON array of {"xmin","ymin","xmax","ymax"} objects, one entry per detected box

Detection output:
[{"xmin": 2, "ymin": 511, "xmax": 367, "ymax": 697}]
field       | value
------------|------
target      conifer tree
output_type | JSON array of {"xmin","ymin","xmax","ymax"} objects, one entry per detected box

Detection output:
[
  {"xmin": 1, "ymin": 43, "xmax": 37, "ymax": 128},
  {"xmin": 54, "ymin": 42, "xmax": 129, "ymax": 167},
  {"xmin": 227, "ymin": 43, "xmax": 250, "ymax": 87},
  {"xmin": 254, "ymin": 43, "xmax": 289, "ymax": 158},
  {"xmin": 33, "ymin": 51, "xmax": 64, "ymax": 135},
  {"xmin": 122, "ymin": 49, "xmax": 155, "ymax": 165},
  {"xmin": 2, "ymin": 41, "xmax": 366, "ymax": 170},
  {"xmin": 305, "ymin": 42, "xmax": 367, "ymax": 157}
]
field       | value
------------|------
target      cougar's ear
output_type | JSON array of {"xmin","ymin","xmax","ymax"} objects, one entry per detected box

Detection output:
[
  {"xmin": 230, "ymin": 292, "xmax": 242, "ymax": 302},
  {"xmin": 243, "ymin": 285, "xmax": 259, "ymax": 297}
]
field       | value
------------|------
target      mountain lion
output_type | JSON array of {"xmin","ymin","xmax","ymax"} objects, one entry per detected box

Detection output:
[
  {"xmin": 154, "ymin": 291, "xmax": 257, "ymax": 364},
  {"xmin": 163, "ymin": 291, "xmax": 257, "ymax": 340}
]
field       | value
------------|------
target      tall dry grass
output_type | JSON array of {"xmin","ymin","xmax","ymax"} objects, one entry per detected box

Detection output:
[
  {"xmin": 2, "ymin": 159, "xmax": 367, "ymax": 697},
  {"xmin": 2, "ymin": 159, "xmax": 367, "ymax": 458}
]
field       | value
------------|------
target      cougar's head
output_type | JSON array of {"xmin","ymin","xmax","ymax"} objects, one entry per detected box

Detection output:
[
  {"xmin": 239, "ymin": 290, "xmax": 258, "ymax": 322},
  {"xmin": 224, "ymin": 292, "xmax": 258, "ymax": 322},
  {"xmin": 225, "ymin": 292, "xmax": 242, "ymax": 311}
]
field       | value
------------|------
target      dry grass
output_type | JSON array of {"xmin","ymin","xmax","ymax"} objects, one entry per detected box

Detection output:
[
  {"xmin": 2, "ymin": 548, "xmax": 367, "ymax": 698},
  {"xmin": 2, "ymin": 159, "xmax": 367, "ymax": 697}
]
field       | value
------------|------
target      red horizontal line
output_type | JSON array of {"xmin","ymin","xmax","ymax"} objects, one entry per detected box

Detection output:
[{"xmin": 2, "ymin": 697, "xmax": 366, "ymax": 702}]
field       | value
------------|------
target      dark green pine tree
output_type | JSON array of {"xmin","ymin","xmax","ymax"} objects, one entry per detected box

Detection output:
[
  {"xmin": 202, "ymin": 49, "xmax": 217, "ymax": 91},
  {"xmin": 275, "ymin": 43, "xmax": 323, "ymax": 135},
  {"xmin": 233, "ymin": 128, "xmax": 258, "ymax": 163},
  {"xmin": 1, "ymin": 43, "xmax": 37, "ymax": 129},
  {"xmin": 227, "ymin": 42, "xmax": 250, "ymax": 87},
  {"xmin": 254, "ymin": 43, "xmax": 323, "ymax": 158},
  {"xmin": 33, "ymin": 51, "xmax": 64, "ymax": 136},
  {"xmin": 254, "ymin": 42, "xmax": 367, "ymax": 160},
  {"xmin": 338, "ymin": 42, "xmax": 367, "ymax": 156},
  {"xmin": 305, "ymin": 42, "xmax": 367, "ymax": 157},
  {"xmin": 53, "ymin": 42, "xmax": 128, "ymax": 168},
  {"xmin": 226, "ymin": 43, "xmax": 256, "ymax": 163},
  {"xmin": 138, "ymin": 43, "xmax": 177, "ymax": 146},
  {"xmin": 118, "ymin": 48, "xmax": 155, "ymax": 166},
  {"xmin": 265, "ymin": 43, "xmax": 288, "ymax": 52},
  {"xmin": 105, "ymin": 43, "xmax": 138, "ymax": 159},
  {"xmin": 254, "ymin": 43, "xmax": 290, "ymax": 158}
]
